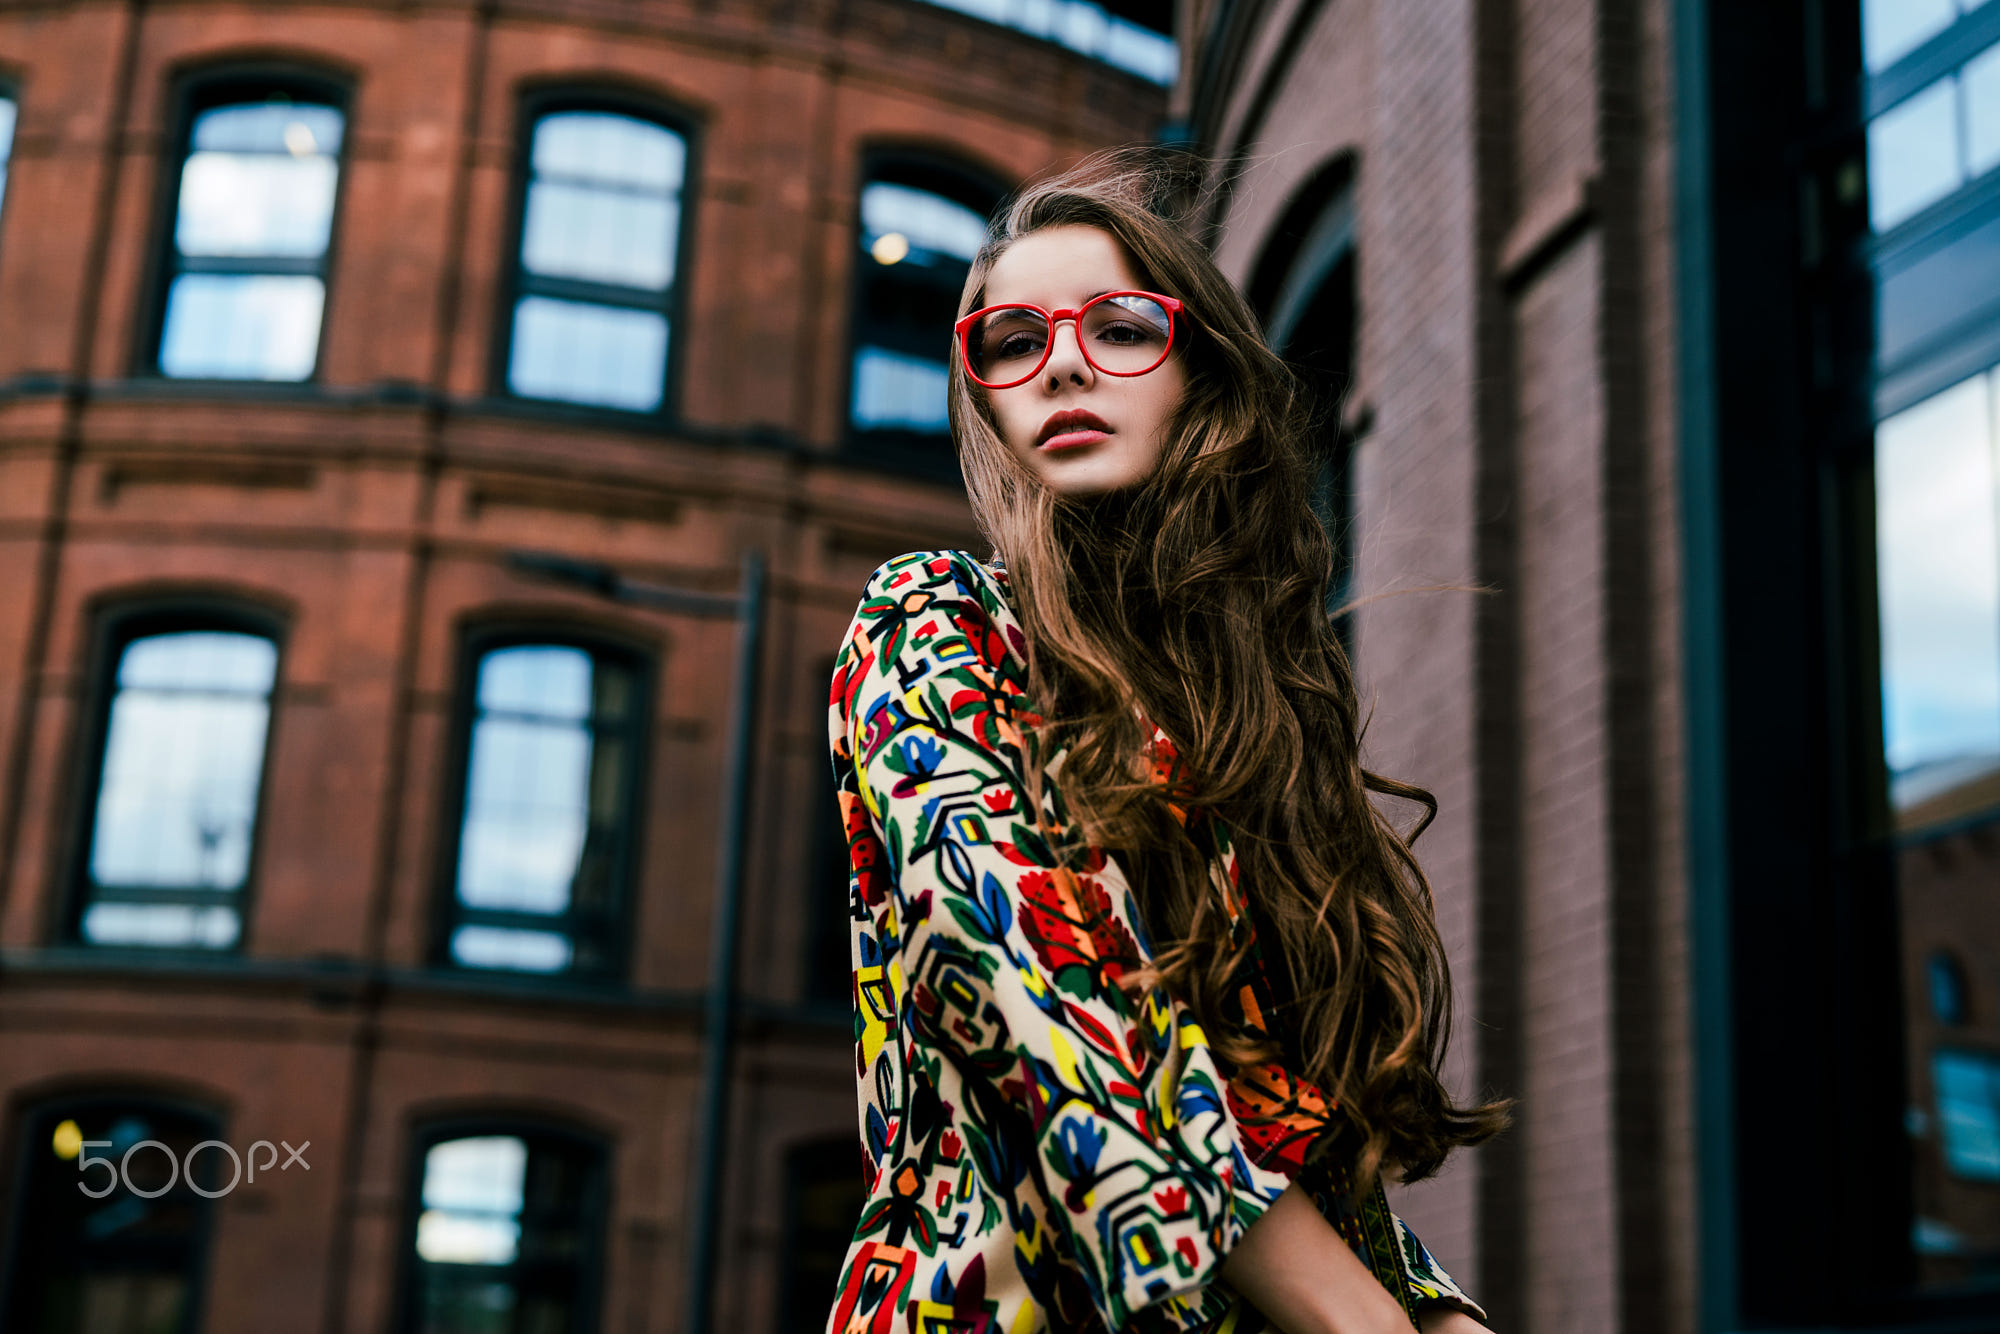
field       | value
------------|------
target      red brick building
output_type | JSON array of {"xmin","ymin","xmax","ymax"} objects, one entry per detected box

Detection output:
[{"xmin": 0, "ymin": 3, "xmax": 1167, "ymax": 1332}]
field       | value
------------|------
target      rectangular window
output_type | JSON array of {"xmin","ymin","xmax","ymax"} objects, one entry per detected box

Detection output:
[
  {"xmin": 848, "ymin": 164, "xmax": 1001, "ymax": 480},
  {"xmin": 402, "ymin": 1129, "xmax": 606, "ymax": 1334},
  {"xmin": 440, "ymin": 640, "xmax": 645, "ymax": 979},
  {"xmin": 74, "ymin": 626, "xmax": 279, "ymax": 950},
  {"xmin": 155, "ymin": 90, "xmax": 345, "ymax": 380},
  {"xmin": 503, "ymin": 106, "xmax": 685, "ymax": 413}
]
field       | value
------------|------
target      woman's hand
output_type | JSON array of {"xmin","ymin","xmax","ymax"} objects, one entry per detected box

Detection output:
[{"xmin": 1218, "ymin": 1182, "xmax": 1415, "ymax": 1334}]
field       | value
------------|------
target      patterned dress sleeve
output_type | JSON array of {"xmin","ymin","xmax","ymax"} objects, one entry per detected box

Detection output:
[
  {"xmin": 829, "ymin": 551, "xmax": 1288, "ymax": 1329},
  {"xmin": 1392, "ymin": 1209, "xmax": 1488, "ymax": 1325}
]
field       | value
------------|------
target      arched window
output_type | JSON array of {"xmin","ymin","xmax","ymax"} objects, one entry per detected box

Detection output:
[
  {"xmin": 1247, "ymin": 162, "xmax": 1360, "ymax": 651},
  {"xmin": 0, "ymin": 1093, "xmax": 224, "ymax": 1334},
  {"xmin": 397, "ymin": 1123, "xmax": 608, "ymax": 1334},
  {"xmin": 436, "ymin": 635, "xmax": 648, "ymax": 979},
  {"xmin": 67, "ymin": 610, "xmax": 282, "ymax": 950},
  {"xmin": 150, "ymin": 73, "xmax": 347, "ymax": 381},
  {"xmin": 500, "ymin": 97, "xmax": 690, "ymax": 413},
  {"xmin": 848, "ymin": 156, "xmax": 1005, "ymax": 478},
  {"xmin": 776, "ymin": 1138, "xmax": 866, "ymax": 1334}
]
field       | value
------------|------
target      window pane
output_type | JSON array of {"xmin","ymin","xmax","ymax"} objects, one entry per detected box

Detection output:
[
  {"xmin": 477, "ymin": 644, "xmax": 593, "ymax": 720},
  {"xmin": 852, "ymin": 346, "xmax": 950, "ymax": 430},
  {"xmin": 507, "ymin": 295, "xmax": 667, "ymax": 411},
  {"xmin": 1933, "ymin": 1051, "xmax": 2000, "ymax": 1181},
  {"xmin": 1871, "ymin": 78, "xmax": 1964, "ymax": 231},
  {"xmin": 190, "ymin": 101, "xmax": 343, "ymax": 156},
  {"xmin": 80, "ymin": 903, "xmax": 241, "ymax": 949},
  {"xmin": 522, "ymin": 112, "xmax": 683, "ymax": 294},
  {"xmin": 175, "ymin": 150, "xmax": 338, "ymax": 257},
  {"xmin": 531, "ymin": 111, "xmax": 683, "ymax": 193},
  {"xmin": 449, "ymin": 645, "xmax": 637, "ymax": 975},
  {"xmin": 458, "ymin": 715, "xmax": 590, "ymax": 914},
  {"xmin": 522, "ymin": 178, "xmax": 678, "ymax": 291},
  {"xmin": 860, "ymin": 182, "xmax": 988, "ymax": 264},
  {"xmin": 407, "ymin": 1134, "xmax": 598, "ymax": 1334},
  {"xmin": 1866, "ymin": 0, "xmax": 1959, "ymax": 71},
  {"xmin": 159, "ymin": 273, "xmax": 325, "ymax": 380},
  {"xmin": 0, "ymin": 1102, "xmax": 219, "ymax": 1334},
  {"xmin": 1875, "ymin": 368, "xmax": 2000, "ymax": 818},
  {"xmin": 0, "ymin": 95, "xmax": 15, "ymax": 223},
  {"xmin": 1966, "ymin": 40, "xmax": 2000, "ymax": 178},
  {"xmin": 449, "ymin": 925, "xmax": 574, "ymax": 973},
  {"xmin": 84, "ymin": 631, "xmax": 276, "ymax": 949}
]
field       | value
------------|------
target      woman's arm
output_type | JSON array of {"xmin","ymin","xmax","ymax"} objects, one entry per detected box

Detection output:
[
  {"xmin": 1219, "ymin": 1185, "xmax": 1494, "ymax": 1334},
  {"xmin": 1219, "ymin": 1183, "xmax": 1415, "ymax": 1334}
]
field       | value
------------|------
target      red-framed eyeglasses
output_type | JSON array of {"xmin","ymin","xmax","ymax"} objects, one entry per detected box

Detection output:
[{"xmin": 954, "ymin": 290, "xmax": 1184, "ymax": 389}]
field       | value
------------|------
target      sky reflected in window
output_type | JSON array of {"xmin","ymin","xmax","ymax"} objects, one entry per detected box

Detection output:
[
  {"xmin": 851, "ymin": 346, "xmax": 950, "ymax": 431},
  {"xmin": 417, "ymin": 1136, "xmax": 527, "ymax": 1266},
  {"xmin": 1875, "ymin": 367, "xmax": 2000, "ymax": 813},
  {"xmin": 448, "ymin": 644, "xmax": 635, "ymax": 976},
  {"xmin": 161, "ymin": 98, "xmax": 341, "ymax": 380},
  {"xmin": 83, "ymin": 631, "xmax": 276, "ymax": 949},
  {"xmin": 159, "ymin": 275, "xmax": 325, "ymax": 380},
  {"xmin": 508, "ymin": 296, "xmax": 668, "ymax": 412},
  {"xmin": 508, "ymin": 111, "xmax": 682, "ymax": 411}
]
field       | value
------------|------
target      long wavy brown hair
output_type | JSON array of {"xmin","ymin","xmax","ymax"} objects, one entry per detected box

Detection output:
[{"xmin": 946, "ymin": 148, "xmax": 1512, "ymax": 1185}]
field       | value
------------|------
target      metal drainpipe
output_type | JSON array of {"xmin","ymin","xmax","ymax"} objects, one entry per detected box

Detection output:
[{"xmin": 504, "ymin": 546, "xmax": 765, "ymax": 1334}]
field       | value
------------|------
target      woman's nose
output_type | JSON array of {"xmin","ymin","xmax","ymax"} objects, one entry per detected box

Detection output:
[{"xmin": 1043, "ymin": 318, "xmax": 1092, "ymax": 384}]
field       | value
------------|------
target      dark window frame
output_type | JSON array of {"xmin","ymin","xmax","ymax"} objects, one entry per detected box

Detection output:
[
  {"xmin": 132, "ymin": 62, "xmax": 354, "ymax": 383},
  {"xmin": 841, "ymin": 147, "xmax": 1009, "ymax": 486},
  {"xmin": 0, "ymin": 1088, "xmax": 226, "ymax": 1334},
  {"xmin": 489, "ymin": 85, "xmax": 701, "ymax": 423},
  {"xmin": 429, "ymin": 622, "xmax": 655, "ymax": 986},
  {"xmin": 53, "ymin": 597, "xmax": 288, "ymax": 953},
  {"xmin": 389, "ymin": 1114, "xmax": 612, "ymax": 1334}
]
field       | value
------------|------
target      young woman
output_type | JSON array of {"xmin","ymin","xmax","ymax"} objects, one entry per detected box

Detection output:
[{"xmin": 824, "ymin": 153, "xmax": 1511, "ymax": 1334}]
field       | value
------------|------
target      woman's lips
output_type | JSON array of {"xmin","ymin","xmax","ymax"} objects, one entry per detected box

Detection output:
[{"xmin": 1040, "ymin": 429, "xmax": 1110, "ymax": 452}]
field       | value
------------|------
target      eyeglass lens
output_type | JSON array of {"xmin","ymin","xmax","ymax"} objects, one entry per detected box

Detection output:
[{"xmin": 967, "ymin": 294, "xmax": 1172, "ymax": 384}]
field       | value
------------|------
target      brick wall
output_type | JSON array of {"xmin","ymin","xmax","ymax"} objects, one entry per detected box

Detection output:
[{"xmin": 1188, "ymin": 0, "xmax": 1691, "ymax": 1328}]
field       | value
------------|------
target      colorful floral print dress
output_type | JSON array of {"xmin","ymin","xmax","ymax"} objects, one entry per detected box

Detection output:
[{"xmin": 825, "ymin": 549, "xmax": 1486, "ymax": 1334}]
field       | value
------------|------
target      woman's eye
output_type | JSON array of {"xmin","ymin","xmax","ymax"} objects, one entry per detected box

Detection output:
[
  {"xmin": 996, "ymin": 331, "xmax": 1045, "ymax": 359},
  {"xmin": 1095, "ymin": 321, "xmax": 1151, "ymax": 344}
]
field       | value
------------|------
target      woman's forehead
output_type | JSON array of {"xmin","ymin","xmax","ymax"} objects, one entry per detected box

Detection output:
[{"xmin": 983, "ymin": 225, "xmax": 1144, "ymax": 306}]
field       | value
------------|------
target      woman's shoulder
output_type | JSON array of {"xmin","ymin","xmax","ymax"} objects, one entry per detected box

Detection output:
[
  {"xmin": 844, "ymin": 549, "xmax": 1025, "ymax": 676},
  {"xmin": 857, "ymin": 548, "xmax": 1010, "ymax": 595}
]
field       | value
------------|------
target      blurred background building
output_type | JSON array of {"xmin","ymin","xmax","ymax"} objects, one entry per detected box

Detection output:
[
  {"xmin": 0, "ymin": 2, "xmax": 1996, "ymax": 1334},
  {"xmin": 0, "ymin": 2, "xmax": 1169, "ymax": 1332}
]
